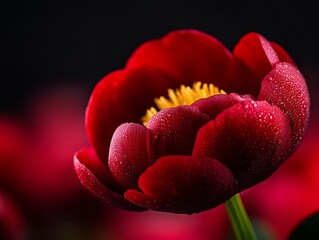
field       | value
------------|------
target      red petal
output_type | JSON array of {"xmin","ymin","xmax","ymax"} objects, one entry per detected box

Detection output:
[
  {"xmin": 233, "ymin": 33, "xmax": 280, "ymax": 92},
  {"xmin": 74, "ymin": 147, "xmax": 144, "ymax": 211},
  {"xmin": 124, "ymin": 155, "xmax": 238, "ymax": 214},
  {"xmin": 258, "ymin": 62, "xmax": 310, "ymax": 152},
  {"xmin": 108, "ymin": 123, "xmax": 166, "ymax": 189},
  {"xmin": 126, "ymin": 30, "xmax": 238, "ymax": 92},
  {"xmin": 147, "ymin": 105, "xmax": 209, "ymax": 155},
  {"xmin": 193, "ymin": 100, "xmax": 292, "ymax": 190},
  {"xmin": 86, "ymin": 67, "xmax": 177, "ymax": 161},
  {"xmin": 192, "ymin": 93, "xmax": 254, "ymax": 120},
  {"xmin": 234, "ymin": 32, "xmax": 280, "ymax": 71},
  {"xmin": 271, "ymin": 42, "xmax": 296, "ymax": 65}
]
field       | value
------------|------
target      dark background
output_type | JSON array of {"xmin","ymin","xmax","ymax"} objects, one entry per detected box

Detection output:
[{"xmin": 1, "ymin": 1, "xmax": 318, "ymax": 114}]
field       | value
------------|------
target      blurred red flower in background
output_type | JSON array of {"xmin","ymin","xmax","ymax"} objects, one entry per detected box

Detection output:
[
  {"xmin": 0, "ymin": 86, "xmax": 90, "ymax": 210},
  {"xmin": 74, "ymin": 30, "xmax": 310, "ymax": 214},
  {"xmin": 0, "ymin": 84, "xmax": 107, "ymax": 239}
]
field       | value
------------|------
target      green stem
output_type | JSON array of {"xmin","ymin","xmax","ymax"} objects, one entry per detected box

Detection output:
[{"xmin": 225, "ymin": 193, "xmax": 257, "ymax": 240}]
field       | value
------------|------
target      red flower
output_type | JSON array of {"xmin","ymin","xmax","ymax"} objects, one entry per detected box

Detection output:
[
  {"xmin": 74, "ymin": 30, "xmax": 310, "ymax": 214},
  {"xmin": 0, "ymin": 86, "xmax": 92, "ymax": 211}
]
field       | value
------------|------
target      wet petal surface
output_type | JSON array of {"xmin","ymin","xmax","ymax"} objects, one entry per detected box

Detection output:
[
  {"xmin": 193, "ymin": 100, "xmax": 292, "ymax": 190},
  {"xmin": 259, "ymin": 62, "xmax": 310, "ymax": 153},
  {"xmin": 74, "ymin": 147, "xmax": 144, "ymax": 211},
  {"xmin": 125, "ymin": 155, "xmax": 238, "ymax": 214}
]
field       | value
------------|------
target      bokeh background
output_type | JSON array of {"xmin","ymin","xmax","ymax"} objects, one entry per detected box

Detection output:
[{"xmin": 1, "ymin": 1, "xmax": 318, "ymax": 240}]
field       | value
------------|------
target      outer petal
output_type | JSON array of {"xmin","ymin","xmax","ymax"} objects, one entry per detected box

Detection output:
[
  {"xmin": 233, "ymin": 32, "xmax": 283, "ymax": 95},
  {"xmin": 126, "ymin": 30, "xmax": 231, "ymax": 83},
  {"xmin": 126, "ymin": 30, "xmax": 245, "ymax": 93},
  {"xmin": 191, "ymin": 93, "xmax": 254, "ymax": 120},
  {"xmin": 193, "ymin": 100, "xmax": 292, "ymax": 190},
  {"xmin": 270, "ymin": 42, "xmax": 296, "ymax": 65},
  {"xmin": 147, "ymin": 105, "xmax": 209, "ymax": 155},
  {"xmin": 108, "ymin": 123, "xmax": 166, "ymax": 190},
  {"xmin": 124, "ymin": 156, "xmax": 238, "ymax": 214},
  {"xmin": 234, "ymin": 32, "xmax": 280, "ymax": 74},
  {"xmin": 258, "ymin": 62, "xmax": 310, "ymax": 153},
  {"xmin": 86, "ymin": 67, "xmax": 177, "ymax": 161},
  {"xmin": 74, "ymin": 147, "xmax": 144, "ymax": 211}
]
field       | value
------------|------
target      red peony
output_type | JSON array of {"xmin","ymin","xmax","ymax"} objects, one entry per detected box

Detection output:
[
  {"xmin": 0, "ymin": 86, "xmax": 91, "ymax": 211},
  {"xmin": 74, "ymin": 30, "xmax": 310, "ymax": 214}
]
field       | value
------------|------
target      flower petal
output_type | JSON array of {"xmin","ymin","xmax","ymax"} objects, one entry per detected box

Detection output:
[
  {"xmin": 74, "ymin": 147, "xmax": 144, "ymax": 211},
  {"xmin": 126, "ymin": 30, "xmax": 239, "ymax": 92},
  {"xmin": 234, "ymin": 32, "xmax": 280, "ymax": 74},
  {"xmin": 147, "ymin": 106, "xmax": 209, "ymax": 155},
  {"xmin": 233, "ymin": 32, "xmax": 283, "ymax": 95},
  {"xmin": 192, "ymin": 93, "xmax": 254, "ymax": 120},
  {"xmin": 108, "ymin": 123, "xmax": 166, "ymax": 190},
  {"xmin": 193, "ymin": 100, "xmax": 292, "ymax": 190},
  {"xmin": 270, "ymin": 42, "xmax": 296, "ymax": 65},
  {"xmin": 124, "ymin": 155, "xmax": 238, "ymax": 214},
  {"xmin": 126, "ymin": 30, "xmax": 230, "ymax": 85},
  {"xmin": 86, "ymin": 67, "xmax": 177, "ymax": 161},
  {"xmin": 258, "ymin": 62, "xmax": 310, "ymax": 153}
]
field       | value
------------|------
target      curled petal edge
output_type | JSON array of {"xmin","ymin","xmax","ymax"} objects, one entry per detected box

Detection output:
[
  {"xmin": 258, "ymin": 62, "xmax": 310, "ymax": 153},
  {"xmin": 193, "ymin": 99, "xmax": 292, "ymax": 190},
  {"xmin": 124, "ymin": 155, "xmax": 238, "ymax": 214},
  {"xmin": 74, "ymin": 148, "xmax": 145, "ymax": 211}
]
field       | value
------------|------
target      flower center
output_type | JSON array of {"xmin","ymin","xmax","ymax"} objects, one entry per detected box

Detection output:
[{"xmin": 142, "ymin": 81, "xmax": 226, "ymax": 126}]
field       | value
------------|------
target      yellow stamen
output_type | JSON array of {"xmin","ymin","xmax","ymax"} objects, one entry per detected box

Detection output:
[{"xmin": 141, "ymin": 81, "xmax": 226, "ymax": 126}]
